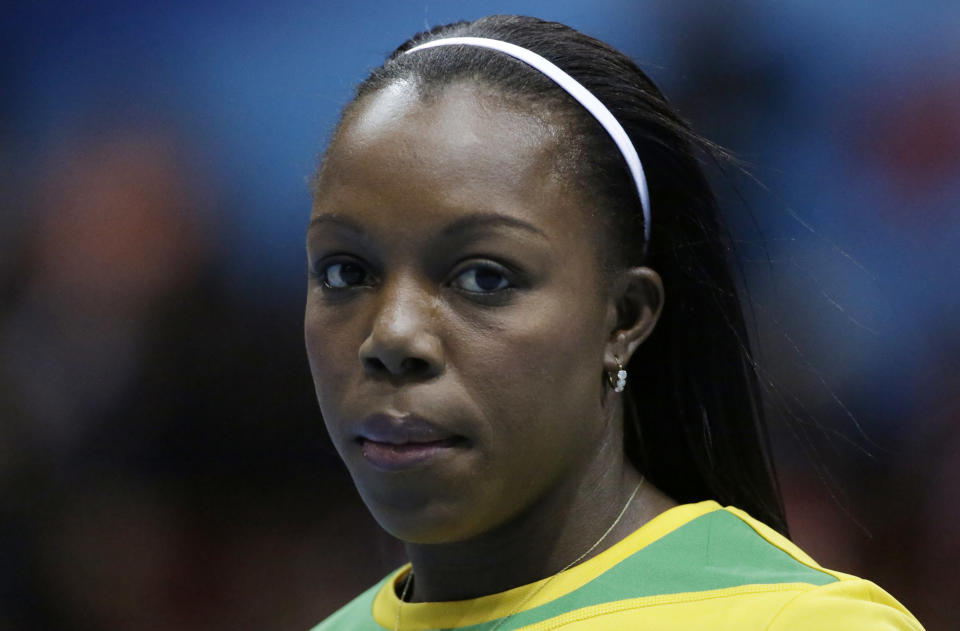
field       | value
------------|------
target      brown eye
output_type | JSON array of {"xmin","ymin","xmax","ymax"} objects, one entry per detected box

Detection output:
[
  {"xmin": 323, "ymin": 262, "xmax": 368, "ymax": 289},
  {"xmin": 453, "ymin": 265, "xmax": 511, "ymax": 293}
]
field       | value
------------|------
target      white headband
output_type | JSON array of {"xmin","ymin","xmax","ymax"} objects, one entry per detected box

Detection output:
[{"xmin": 404, "ymin": 36, "xmax": 651, "ymax": 246}]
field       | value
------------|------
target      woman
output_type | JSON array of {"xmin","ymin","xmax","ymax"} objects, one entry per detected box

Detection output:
[{"xmin": 304, "ymin": 15, "xmax": 923, "ymax": 630}]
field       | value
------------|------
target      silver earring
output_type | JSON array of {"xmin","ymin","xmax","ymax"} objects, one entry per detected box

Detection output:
[{"xmin": 608, "ymin": 357, "xmax": 627, "ymax": 393}]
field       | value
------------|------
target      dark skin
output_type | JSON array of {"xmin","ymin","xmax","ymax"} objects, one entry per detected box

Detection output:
[{"xmin": 305, "ymin": 81, "xmax": 675, "ymax": 602}]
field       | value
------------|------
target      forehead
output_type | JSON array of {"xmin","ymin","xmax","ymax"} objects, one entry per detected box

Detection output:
[
  {"xmin": 326, "ymin": 81, "xmax": 563, "ymax": 189},
  {"xmin": 314, "ymin": 81, "xmax": 598, "ymax": 245}
]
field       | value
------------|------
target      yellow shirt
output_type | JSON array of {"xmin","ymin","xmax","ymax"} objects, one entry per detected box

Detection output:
[{"xmin": 311, "ymin": 501, "xmax": 924, "ymax": 630}]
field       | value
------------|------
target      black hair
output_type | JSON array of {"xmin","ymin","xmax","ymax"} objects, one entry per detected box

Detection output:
[{"xmin": 325, "ymin": 15, "xmax": 788, "ymax": 535}]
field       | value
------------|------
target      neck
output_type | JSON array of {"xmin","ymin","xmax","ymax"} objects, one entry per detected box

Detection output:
[{"xmin": 401, "ymin": 435, "xmax": 674, "ymax": 602}]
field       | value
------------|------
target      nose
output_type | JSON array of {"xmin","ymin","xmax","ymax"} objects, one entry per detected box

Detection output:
[{"xmin": 358, "ymin": 278, "xmax": 444, "ymax": 382}]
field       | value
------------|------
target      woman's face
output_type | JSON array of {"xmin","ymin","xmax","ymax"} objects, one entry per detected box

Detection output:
[{"xmin": 305, "ymin": 82, "xmax": 619, "ymax": 544}]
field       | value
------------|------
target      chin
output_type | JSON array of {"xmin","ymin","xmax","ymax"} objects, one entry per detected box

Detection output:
[{"xmin": 353, "ymin": 479, "xmax": 495, "ymax": 545}]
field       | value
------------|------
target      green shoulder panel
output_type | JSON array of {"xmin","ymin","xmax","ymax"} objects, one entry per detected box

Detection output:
[{"xmin": 458, "ymin": 509, "xmax": 838, "ymax": 631}]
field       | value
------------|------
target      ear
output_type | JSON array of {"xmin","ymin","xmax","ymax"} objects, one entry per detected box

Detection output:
[{"xmin": 603, "ymin": 267, "xmax": 664, "ymax": 369}]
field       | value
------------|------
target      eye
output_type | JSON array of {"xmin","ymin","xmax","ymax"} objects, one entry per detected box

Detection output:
[
  {"xmin": 451, "ymin": 264, "xmax": 512, "ymax": 293},
  {"xmin": 320, "ymin": 261, "xmax": 370, "ymax": 289}
]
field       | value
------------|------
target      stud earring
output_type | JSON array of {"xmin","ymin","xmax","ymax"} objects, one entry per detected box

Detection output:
[{"xmin": 608, "ymin": 357, "xmax": 627, "ymax": 393}]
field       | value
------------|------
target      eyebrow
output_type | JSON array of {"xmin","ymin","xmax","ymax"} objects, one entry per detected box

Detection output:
[
  {"xmin": 307, "ymin": 213, "xmax": 365, "ymax": 234},
  {"xmin": 440, "ymin": 213, "xmax": 547, "ymax": 239},
  {"xmin": 308, "ymin": 212, "xmax": 547, "ymax": 239}
]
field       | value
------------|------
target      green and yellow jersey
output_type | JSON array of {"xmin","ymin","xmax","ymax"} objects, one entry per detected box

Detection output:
[{"xmin": 311, "ymin": 501, "xmax": 923, "ymax": 630}]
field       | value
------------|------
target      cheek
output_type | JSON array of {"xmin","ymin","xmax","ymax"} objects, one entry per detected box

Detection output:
[
  {"xmin": 461, "ymin": 286, "xmax": 606, "ymax": 443},
  {"xmin": 304, "ymin": 298, "xmax": 362, "ymax": 411}
]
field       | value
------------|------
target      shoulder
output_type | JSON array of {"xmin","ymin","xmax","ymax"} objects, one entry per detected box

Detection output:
[
  {"xmin": 620, "ymin": 503, "xmax": 841, "ymax": 590},
  {"xmin": 308, "ymin": 577, "xmax": 388, "ymax": 631},
  {"xmin": 644, "ymin": 504, "xmax": 925, "ymax": 630},
  {"xmin": 764, "ymin": 578, "xmax": 924, "ymax": 631},
  {"xmin": 572, "ymin": 502, "xmax": 925, "ymax": 630}
]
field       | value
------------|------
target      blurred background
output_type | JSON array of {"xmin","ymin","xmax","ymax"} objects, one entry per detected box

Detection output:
[{"xmin": 1, "ymin": 1, "xmax": 957, "ymax": 629}]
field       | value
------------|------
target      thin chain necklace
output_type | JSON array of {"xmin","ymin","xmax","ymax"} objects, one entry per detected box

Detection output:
[{"xmin": 394, "ymin": 477, "xmax": 645, "ymax": 631}]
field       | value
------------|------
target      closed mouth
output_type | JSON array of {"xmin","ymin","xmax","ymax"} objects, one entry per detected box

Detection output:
[
  {"xmin": 355, "ymin": 412, "xmax": 460, "ymax": 443},
  {"xmin": 356, "ymin": 435, "xmax": 467, "ymax": 470}
]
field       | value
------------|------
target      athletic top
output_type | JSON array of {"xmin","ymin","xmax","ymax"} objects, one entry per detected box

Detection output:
[{"xmin": 310, "ymin": 500, "xmax": 924, "ymax": 630}]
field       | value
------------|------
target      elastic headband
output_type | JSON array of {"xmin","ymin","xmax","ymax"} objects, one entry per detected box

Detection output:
[{"xmin": 404, "ymin": 36, "xmax": 651, "ymax": 246}]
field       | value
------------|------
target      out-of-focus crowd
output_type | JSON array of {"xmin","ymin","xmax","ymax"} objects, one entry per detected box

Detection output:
[{"xmin": 1, "ymin": 2, "xmax": 957, "ymax": 630}]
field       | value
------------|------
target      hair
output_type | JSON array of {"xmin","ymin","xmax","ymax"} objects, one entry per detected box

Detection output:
[{"xmin": 322, "ymin": 15, "xmax": 789, "ymax": 535}]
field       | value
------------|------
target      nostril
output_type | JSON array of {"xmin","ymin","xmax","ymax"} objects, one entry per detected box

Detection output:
[
  {"xmin": 362, "ymin": 354, "xmax": 435, "ymax": 379},
  {"xmin": 363, "ymin": 356, "xmax": 389, "ymax": 375},
  {"xmin": 400, "ymin": 357, "xmax": 430, "ymax": 376}
]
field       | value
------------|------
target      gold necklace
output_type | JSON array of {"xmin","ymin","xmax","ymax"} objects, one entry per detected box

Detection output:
[{"xmin": 394, "ymin": 477, "xmax": 645, "ymax": 631}]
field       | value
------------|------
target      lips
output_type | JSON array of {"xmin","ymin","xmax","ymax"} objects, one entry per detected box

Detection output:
[{"xmin": 354, "ymin": 413, "xmax": 467, "ymax": 470}]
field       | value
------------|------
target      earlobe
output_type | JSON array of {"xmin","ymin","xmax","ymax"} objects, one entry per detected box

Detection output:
[{"xmin": 604, "ymin": 266, "xmax": 664, "ymax": 369}]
